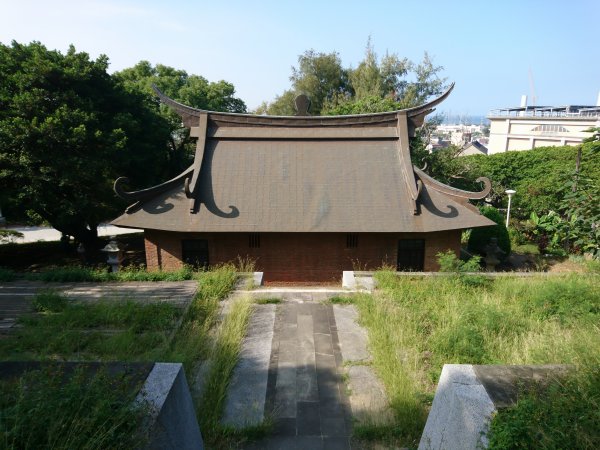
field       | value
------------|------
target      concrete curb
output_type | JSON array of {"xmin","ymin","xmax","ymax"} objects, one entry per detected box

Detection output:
[
  {"xmin": 136, "ymin": 363, "xmax": 203, "ymax": 450},
  {"xmin": 419, "ymin": 364, "xmax": 572, "ymax": 450}
]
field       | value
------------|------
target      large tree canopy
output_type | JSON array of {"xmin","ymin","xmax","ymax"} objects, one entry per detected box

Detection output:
[
  {"xmin": 0, "ymin": 41, "xmax": 171, "ymax": 246},
  {"xmin": 114, "ymin": 61, "xmax": 247, "ymax": 175},
  {"xmin": 256, "ymin": 40, "xmax": 447, "ymax": 116}
]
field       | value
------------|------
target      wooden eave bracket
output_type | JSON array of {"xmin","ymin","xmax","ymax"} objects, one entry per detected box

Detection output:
[
  {"xmin": 397, "ymin": 112, "xmax": 421, "ymax": 215},
  {"xmin": 114, "ymin": 165, "xmax": 193, "ymax": 213},
  {"xmin": 185, "ymin": 113, "xmax": 208, "ymax": 213}
]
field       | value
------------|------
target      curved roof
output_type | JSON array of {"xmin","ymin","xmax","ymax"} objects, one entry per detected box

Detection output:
[
  {"xmin": 153, "ymin": 83, "xmax": 455, "ymax": 131},
  {"xmin": 112, "ymin": 83, "xmax": 494, "ymax": 233}
]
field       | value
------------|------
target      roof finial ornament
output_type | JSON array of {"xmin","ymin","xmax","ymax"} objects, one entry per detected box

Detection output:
[{"xmin": 294, "ymin": 94, "xmax": 311, "ymax": 116}]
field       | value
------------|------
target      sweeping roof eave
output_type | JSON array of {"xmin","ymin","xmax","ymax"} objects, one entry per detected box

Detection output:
[{"xmin": 152, "ymin": 82, "xmax": 455, "ymax": 127}]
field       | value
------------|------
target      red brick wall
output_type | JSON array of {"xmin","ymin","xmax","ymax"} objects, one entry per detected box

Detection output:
[{"xmin": 143, "ymin": 230, "xmax": 461, "ymax": 281}]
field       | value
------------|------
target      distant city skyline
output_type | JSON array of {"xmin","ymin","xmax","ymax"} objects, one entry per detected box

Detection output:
[{"xmin": 1, "ymin": 0, "xmax": 598, "ymax": 116}]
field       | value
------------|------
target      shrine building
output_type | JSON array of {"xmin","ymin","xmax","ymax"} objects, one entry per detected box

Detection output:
[{"xmin": 112, "ymin": 84, "xmax": 494, "ymax": 282}]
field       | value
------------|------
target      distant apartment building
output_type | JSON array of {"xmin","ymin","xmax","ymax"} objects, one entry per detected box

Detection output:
[
  {"xmin": 487, "ymin": 95, "xmax": 600, "ymax": 154},
  {"xmin": 428, "ymin": 124, "xmax": 488, "ymax": 151}
]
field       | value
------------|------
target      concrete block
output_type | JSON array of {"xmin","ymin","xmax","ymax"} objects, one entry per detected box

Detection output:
[
  {"xmin": 342, "ymin": 271, "xmax": 356, "ymax": 289},
  {"xmin": 333, "ymin": 305, "xmax": 370, "ymax": 362},
  {"xmin": 253, "ymin": 271, "xmax": 264, "ymax": 287},
  {"xmin": 418, "ymin": 364, "xmax": 495, "ymax": 450},
  {"xmin": 419, "ymin": 364, "xmax": 573, "ymax": 449},
  {"xmin": 222, "ymin": 304, "xmax": 276, "ymax": 427},
  {"xmin": 136, "ymin": 363, "xmax": 203, "ymax": 450}
]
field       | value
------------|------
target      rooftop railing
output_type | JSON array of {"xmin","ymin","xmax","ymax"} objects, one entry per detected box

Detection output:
[{"xmin": 488, "ymin": 109, "xmax": 600, "ymax": 119}]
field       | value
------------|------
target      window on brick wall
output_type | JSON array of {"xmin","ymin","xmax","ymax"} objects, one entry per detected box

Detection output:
[
  {"xmin": 346, "ymin": 233, "xmax": 358, "ymax": 248},
  {"xmin": 249, "ymin": 233, "xmax": 260, "ymax": 248},
  {"xmin": 182, "ymin": 239, "xmax": 209, "ymax": 269},
  {"xmin": 397, "ymin": 239, "xmax": 424, "ymax": 271}
]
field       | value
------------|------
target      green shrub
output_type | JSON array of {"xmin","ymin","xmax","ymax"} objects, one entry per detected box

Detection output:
[
  {"xmin": 461, "ymin": 144, "xmax": 600, "ymax": 218},
  {"xmin": 0, "ymin": 267, "xmax": 16, "ymax": 282},
  {"xmin": 437, "ymin": 251, "xmax": 481, "ymax": 272},
  {"xmin": 468, "ymin": 206, "xmax": 511, "ymax": 257}
]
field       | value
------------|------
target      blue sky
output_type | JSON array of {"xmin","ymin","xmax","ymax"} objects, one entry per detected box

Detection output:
[{"xmin": 1, "ymin": 0, "xmax": 598, "ymax": 116}]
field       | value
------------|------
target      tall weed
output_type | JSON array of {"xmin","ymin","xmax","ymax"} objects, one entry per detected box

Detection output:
[{"xmin": 354, "ymin": 272, "xmax": 600, "ymax": 445}]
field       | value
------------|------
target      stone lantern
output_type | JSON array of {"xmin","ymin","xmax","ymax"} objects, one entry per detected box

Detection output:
[
  {"xmin": 483, "ymin": 237, "xmax": 505, "ymax": 272},
  {"xmin": 101, "ymin": 239, "xmax": 123, "ymax": 272}
]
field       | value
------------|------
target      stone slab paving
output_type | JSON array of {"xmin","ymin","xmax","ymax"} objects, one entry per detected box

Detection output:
[
  {"xmin": 0, "ymin": 281, "xmax": 197, "ymax": 334},
  {"xmin": 333, "ymin": 305, "xmax": 393, "ymax": 425},
  {"xmin": 242, "ymin": 300, "xmax": 354, "ymax": 450},
  {"xmin": 219, "ymin": 289, "xmax": 392, "ymax": 449},
  {"xmin": 222, "ymin": 303, "xmax": 276, "ymax": 427}
]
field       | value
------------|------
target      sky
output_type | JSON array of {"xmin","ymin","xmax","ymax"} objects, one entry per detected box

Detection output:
[{"xmin": 1, "ymin": 0, "xmax": 599, "ymax": 118}]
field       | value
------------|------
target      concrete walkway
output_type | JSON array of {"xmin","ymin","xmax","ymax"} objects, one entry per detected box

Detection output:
[
  {"xmin": 220, "ymin": 287, "xmax": 391, "ymax": 449},
  {"xmin": 245, "ymin": 301, "xmax": 353, "ymax": 450}
]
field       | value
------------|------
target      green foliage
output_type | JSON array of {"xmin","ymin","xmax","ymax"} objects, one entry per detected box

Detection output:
[
  {"xmin": 28, "ymin": 265, "xmax": 195, "ymax": 282},
  {"xmin": 115, "ymin": 61, "xmax": 246, "ymax": 176},
  {"xmin": 258, "ymin": 40, "xmax": 446, "ymax": 116},
  {"xmin": 323, "ymin": 95, "xmax": 403, "ymax": 115},
  {"xmin": 0, "ymin": 300, "xmax": 180, "ymax": 361},
  {"xmin": 468, "ymin": 206, "xmax": 511, "ymax": 256},
  {"xmin": 521, "ymin": 277, "xmax": 600, "ymax": 325},
  {"xmin": 0, "ymin": 41, "xmax": 170, "ymax": 243},
  {"xmin": 525, "ymin": 172, "xmax": 599, "ymax": 257},
  {"xmin": 0, "ymin": 229, "xmax": 23, "ymax": 244},
  {"xmin": 355, "ymin": 273, "xmax": 600, "ymax": 446},
  {"xmin": 459, "ymin": 144, "xmax": 600, "ymax": 218},
  {"xmin": 437, "ymin": 251, "xmax": 481, "ymax": 272},
  {"xmin": 0, "ymin": 267, "xmax": 16, "ymax": 282},
  {"xmin": 200, "ymin": 297, "xmax": 253, "ymax": 443},
  {"xmin": 290, "ymin": 50, "xmax": 351, "ymax": 115},
  {"xmin": 169, "ymin": 264, "xmax": 238, "ymax": 374},
  {"xmin": 559, "ymin": 174, "xmax": 599, "ymax": 256},
  {"xmin": 488, "ymin": 369, "xmax": 600, "ymax": 449},
  {"xmin": 0, "ymin": 367, "xmax": 147, "ymax": 450},
  {"xmin": 437, "ymin": 251, "xmax": 486, "ymax": 286},
  {"xmin": 32, "ymin": 290, "xmax": 68, "ymax": 313}
]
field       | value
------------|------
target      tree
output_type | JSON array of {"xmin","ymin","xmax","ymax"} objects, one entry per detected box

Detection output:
[
  {"xmin": 258, "ymin": 50, "xmax": 350, "ymax": 115},
  {"xmin": 0, "ymin": 41, "xmax": 170, "ymax": 247},
  {"xmin": 114, "ymin": 61, "xmax": 247, "ymax": 176},
  {"xmin": 258, "ymin": 40, "xmax": 447, "ymax": 117}
]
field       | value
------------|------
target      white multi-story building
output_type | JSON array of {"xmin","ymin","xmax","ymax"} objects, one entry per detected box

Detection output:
[{"xmin": 487, "ymin": 95, "xmax": 600, "ymax": 154}]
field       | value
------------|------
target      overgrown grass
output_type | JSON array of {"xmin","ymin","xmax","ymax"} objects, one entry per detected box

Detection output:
[
  {"xmin": 200, "ymin": 296, "xmax": 254, "ymax": 446},
  {"xmin": 165, "ymin": 264, "xmax": 238, "ymax": 374},
  {"xmin": 0, "ymin": 367, "xmax": 147, "ymax": 450},
  {"xmin": 0, "ymin": 292, "xmax": 181, "ymax": 361},
  {"xmin": 328, "ymin": 295, "xmax": 355, "ymax": 304},
  {"xmin": 26, "ymin": 265, "xmax": 197, "ymax": 282},
  {"xmin": 488, "ymin": 368, "xmax": 600, "ymax": 449},
  {"xmin": 0, "ymin": 264, "xmax": 245, "ymax": 448},
  {"xmin": 352, "ymin": 271, "xmax": 600, "ymax": 447},
  {"xmin": 0, "ymin": 267, "xmax": 17, "ymax": 282}
]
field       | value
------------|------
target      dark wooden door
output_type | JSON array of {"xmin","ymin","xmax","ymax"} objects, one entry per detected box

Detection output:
[
  {"xmin": 397, "ymin": 239, "xmax": 425, "ymax": 271},
  {"xmin": 182, "ymin": 239, "xmax": 209, "ymax": 269}
]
